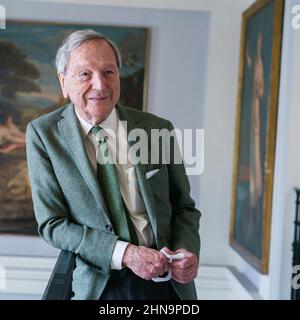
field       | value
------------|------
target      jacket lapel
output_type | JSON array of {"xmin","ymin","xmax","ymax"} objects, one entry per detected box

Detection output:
[
  {"xmin": 58, "ymin": 103, "xmax": 110, "ymax": 221},
  {"xmin": 116, "ymin": 105, "xmax": 159, "ymax": 240}
]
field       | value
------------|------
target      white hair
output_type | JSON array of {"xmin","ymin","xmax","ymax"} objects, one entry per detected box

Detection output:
[{"xmin": 55, "ymin": 29, "xmax": 122, "ymax": 74}]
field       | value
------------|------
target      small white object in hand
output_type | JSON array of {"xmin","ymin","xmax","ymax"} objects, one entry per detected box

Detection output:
[{"xmin": 152, "ymin": 249, "xmax": 185, "ymax": 282}]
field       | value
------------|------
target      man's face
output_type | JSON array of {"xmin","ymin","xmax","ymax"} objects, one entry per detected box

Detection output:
[{"xmin": 58, "ymin": 39, "xmax": 120, "ymax": 124}]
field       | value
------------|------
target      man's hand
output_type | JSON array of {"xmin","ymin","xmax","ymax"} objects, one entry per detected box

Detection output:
[
  {"xmin": 163, "ymin": 247, "xmax": 199, "ymax": 284},
  {"xmin": 122, "ymin": 244, "xmax": 170, "ymax": 280}
]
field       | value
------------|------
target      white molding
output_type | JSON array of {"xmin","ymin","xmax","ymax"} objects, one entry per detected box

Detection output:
[
  {"xmin": 195, "ymin": 265, "xmax": 254, "ymax": 300},
  {"xmin": 11, "ymin": 0, "xmax": 225, "ymax": 12},
  {"xmin": 0, "ymin": 255, "xmax": 56, "ymax": 295},
  {"xmin": 0, "ymin": 256, "xmax": 254, "ymax": 299}
]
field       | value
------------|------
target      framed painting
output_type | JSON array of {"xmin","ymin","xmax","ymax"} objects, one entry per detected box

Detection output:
[
  {"xmin": 230, "ymin": 0, "xmax": 284, "ymax": 273},
  {"xmin": 0, "ymin": 20, "xmax": 149, "ymax": 235}
]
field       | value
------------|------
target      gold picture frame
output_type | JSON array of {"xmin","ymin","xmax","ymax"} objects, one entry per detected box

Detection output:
[{"xmin": 230, "ymin": 0, "xmax": 284, "ymax": 274}]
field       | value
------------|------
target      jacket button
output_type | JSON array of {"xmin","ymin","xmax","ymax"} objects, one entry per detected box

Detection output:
[{"xmin": 106, "ymin": 224, "xmax": 113, "ymax": 232}]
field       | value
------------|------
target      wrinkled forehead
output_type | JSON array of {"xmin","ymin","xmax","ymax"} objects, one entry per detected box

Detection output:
[{"xmin": 67, "ymin": 39, "xmax": 119, "ymax": 71}]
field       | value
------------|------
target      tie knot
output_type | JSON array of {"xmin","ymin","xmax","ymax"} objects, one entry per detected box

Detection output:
[
  {"xmin": 90, "ymin": 126, "xmax": 107, "ymax": 143},
  {"xmin": 91, "ymin": 125, "xmax": 102, "ymax": 136}
]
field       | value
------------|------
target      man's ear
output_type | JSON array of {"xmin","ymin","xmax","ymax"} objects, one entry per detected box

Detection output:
[{"xmin": 57, "ymin": 72, "xmax": 69, "ymax": 99}]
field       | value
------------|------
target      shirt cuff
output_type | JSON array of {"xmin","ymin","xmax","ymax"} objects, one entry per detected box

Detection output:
[{"xmin": 110, "ymin": 240, "xmax": 130, "ymax": 270}]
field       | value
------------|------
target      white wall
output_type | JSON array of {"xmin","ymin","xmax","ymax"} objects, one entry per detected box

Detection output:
[{"xmin": 270, "ymin": 0, "xmax": 300, "ymax": 299}]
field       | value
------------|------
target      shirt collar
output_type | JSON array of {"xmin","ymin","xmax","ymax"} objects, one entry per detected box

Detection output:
[{"xmin": 75, "ymin": 107, "xmax": 118, "ymax": 138}]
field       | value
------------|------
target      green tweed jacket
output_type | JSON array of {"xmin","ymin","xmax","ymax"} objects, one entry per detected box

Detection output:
[{"xmin": 26, "ymin": 103, "xmax": 201, "ymax": 300}]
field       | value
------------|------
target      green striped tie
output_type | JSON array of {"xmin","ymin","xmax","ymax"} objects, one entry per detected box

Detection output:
[{"xmin": 91, "ymin": 126, "xmax": 135, "ymax": 244}]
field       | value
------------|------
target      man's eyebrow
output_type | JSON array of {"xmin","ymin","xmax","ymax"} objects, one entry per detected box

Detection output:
[
  {"xmin": 103, "ymin": 64, "xmax": 118, "ymax": 69},
  {"xmin": 73, "ymin": 63, "xmax": 118, "ymax": 69},
  {"xmin": 70, "ymin": 63, "xmax": 118, "ymax": 73},
  {"xmin": 71, "ymin": 64, "xmax": 90, "ymax": 71}
]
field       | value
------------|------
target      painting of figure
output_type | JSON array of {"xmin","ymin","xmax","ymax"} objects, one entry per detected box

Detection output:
[
  {"xmin": 230, "ymin": 0, "xmax": 283, "ymax": 273},
  {"xmin": 0, "ymin": 21, "xmax": 149, "ymax": 234}
]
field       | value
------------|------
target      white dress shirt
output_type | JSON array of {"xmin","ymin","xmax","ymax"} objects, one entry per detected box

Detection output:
[{"xmin": 75, "ymin": 107, "xmax": 154, "ymax": 270}]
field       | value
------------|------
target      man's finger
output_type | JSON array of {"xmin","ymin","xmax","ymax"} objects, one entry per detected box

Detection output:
[
  {"xmin": 172, "ymin": 257, "xmax": 196, "ymax": 269},
  {"xmin": 172, "ymin": 262, "xmax": 196, "ymax": 273},
  {"xmin": 161, "ymin": 247, "xmax": 175, "ymax": 255},
  {"xmin": 172, "ymin": 269, "xmax": 198, "ymax": 284},
  {"xmin": 172, "ymin": 267, "xmax": 197, "ymax": 280}
]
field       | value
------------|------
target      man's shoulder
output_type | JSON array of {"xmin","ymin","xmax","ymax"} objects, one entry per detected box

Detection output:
[
  {"xmin": 29, "ymin": 104, "xmax": 70, "ymax": 129},
  {"xmin": 117, "ymin": 105, "xmax": 171, "ymax": 128}
]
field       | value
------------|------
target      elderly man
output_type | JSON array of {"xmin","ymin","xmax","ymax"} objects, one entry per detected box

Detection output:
[{"xmin": 26, "ymin": 30, "xmax": 201, "ymax": 300}]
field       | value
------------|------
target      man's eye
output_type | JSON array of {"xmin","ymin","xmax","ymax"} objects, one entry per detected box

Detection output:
[
  {"xmin": 79, "ymin": 72, "xmax": 90, "ymax": 79},
  {"xmin": 104, "ymin": 70, "xmax": 114, "ymax": 75}
]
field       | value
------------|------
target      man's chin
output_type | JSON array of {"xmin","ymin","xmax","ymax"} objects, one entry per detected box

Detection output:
[
  {"xmin": 85, "ymin": 104, "xmax": 114, "ymax": 123},
  {"xmin": 88, "ymin": 100, "xmax": 113, "ymax": 109}
]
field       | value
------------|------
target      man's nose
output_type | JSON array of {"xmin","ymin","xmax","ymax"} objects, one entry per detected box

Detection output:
[{"xmin": 91, "ymin": 73, "xmax": 106, "ymax": 91}]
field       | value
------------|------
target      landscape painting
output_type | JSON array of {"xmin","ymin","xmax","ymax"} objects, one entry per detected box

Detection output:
[{"xmin": 0, "ymin": 20, "xmax": 149, "ymax": 235}]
